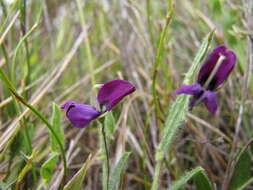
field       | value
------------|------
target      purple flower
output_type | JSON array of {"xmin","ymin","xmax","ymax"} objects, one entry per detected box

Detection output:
[
  {"xmin": 175, "ymin": 45, "xmax": 236, "ymax": 115},
  {"xmin": 61, "ymin": 79, "xmax": 135, "ymax": 128}
]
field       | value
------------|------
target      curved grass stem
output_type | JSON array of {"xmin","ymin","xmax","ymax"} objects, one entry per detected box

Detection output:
[{"xmin": 8, "ymin": 88, "xmax": 68, "ymax": 181}]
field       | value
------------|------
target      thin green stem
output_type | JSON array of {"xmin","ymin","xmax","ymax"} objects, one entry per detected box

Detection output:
[
  {"xmin": 0, "ymin": 67, "xmax": 35, "ymax": 185},
  {"xmin": 102, "ymin": 122, "xmax": 110, "ymax": 190},
  {"xmin": 11, "ymin": 23, "xmax": 38, "ymax": 85},
  {"xmin": 151, "ymin": 0, "xmax": 174, "ymax": 120},
  {"xmin": 146, "ymin": 0, "xmax": 154, "ymax": 44},
  {"xmin": 1, "ymin": 43, "xmax": 11, "ymax": 76},
  {"xmin": 75, "ymin": 0, "xmax": 96, "ymax": 86},
  {"xmin": 8, "ymin": 88, "xmax": 67, "ymax": 178},
  {"xmin": 20, "ymin": 0, "xmax": 31, "ymax": 90},
  {"xmin": 0, "ymin": 0, "xmax": 7, "ymax": 17},
  {"xmin": 151, "ymin": 159, "xmax": 162, "ymax": 190}
]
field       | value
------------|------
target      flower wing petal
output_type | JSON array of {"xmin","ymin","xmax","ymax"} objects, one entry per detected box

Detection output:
[
  {"xmin": 197, "ymin": 45, "xmax": 227, "ymax": 85},
  {"xmin": 212, "ymin": 49, "xmax": 236, "ymax": 89},
  {"xmin": 97, "ymin": 79, "xmax": 135, "ymax": 112},
  {"xmin": 175, "ymin": 83, "xmax": 202, "ymax": 96},
  {"xmin": 61, "ymin": 101, "xmax": 101, "ymax": 128}
]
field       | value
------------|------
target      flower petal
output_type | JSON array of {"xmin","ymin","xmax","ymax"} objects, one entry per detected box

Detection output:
[
  {"xmin": 197, "ymin": 45, "xmax": 236, "ymax": 90},
  {"xmin": 97, "ymin": 79, "xmax": 135, "ymax": 112},
  {"xmin": 197, "ymin": 45, "xmax": 227, "ymax": 86},
  {"xmin": 211, "ymin": 49, "xmax": 236, "ymax": 89},
  {"xmin": 203, "ymin": 91, "xmax": 218, "ymax": 115},
  {"xmin": 61, "ymin": 101, "xmax": 101, "ymax": 128},
  {"xmin": 175, "ymin": 83, "xmax": 202, "ymax": 96}
]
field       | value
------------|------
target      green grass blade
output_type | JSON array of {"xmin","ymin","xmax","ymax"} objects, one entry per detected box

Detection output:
[{"xmin": 108, "ymin": 152, "xmax": 131, "ymax": 190}]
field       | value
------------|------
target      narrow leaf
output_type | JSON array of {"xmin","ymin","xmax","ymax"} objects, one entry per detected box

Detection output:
[
  {"xmin": 104, "ymin": 111, "xmax": 116, "ymax": 138},
  {"xmin": 108, "ymin": 152, "xmax": 131, "ymax": 190},
  {"xmin": 63, "ymin": 154, "xmax": 95, "ymax": 190},
  {"xmin": 40, "ymin": 152, "xmax": 59, "ymax": 186},
  {"xmin": 50, "ymin": 103, "xmax": 65, "ymax": 152},
  {"xmin": 229, "ymin": 151, "xmax": 252, "ymax": 190}
]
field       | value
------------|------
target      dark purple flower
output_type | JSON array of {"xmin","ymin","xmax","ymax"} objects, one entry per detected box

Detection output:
[
  {"xmin": 61, "ymin": 80, "xmax": 135, "ymax": 128},
  {"xmin": 61, "ymin": 101, "xmax": 101, "ymax": 128},
  {"xmin": 176, "ymin": 45, "xmax": 236, "ymax": 115}
]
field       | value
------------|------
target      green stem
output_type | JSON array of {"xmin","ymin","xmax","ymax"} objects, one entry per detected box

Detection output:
[
  {"xmin": 8, "ymin": 88, "xmax": 67, "ymax": 178},
  {"xmin": 151, "ymin": 0, "xmax": 174, "ymax": 120},
  {"xmin": 102, "ymin": 122, "xmax": 110, "ymax": 190},
  {"xmin": 1, "ymin": 43, "xmax": 11, "ymax": 76},
  {"xmin": 75, "ymin": 0, "xmax": 96, "ymax": 86},
  {"xmin": 146, "ymin": 0, "xmax": 154, "ymax": 44},
  {"xmin": 151, "ymin": 159, "xmax": 162, "ymax": 190},
  {"xmin": 11, "ymin": 23, "xmax": 38, "ymax": 85},
  {"xmin": 21, "ymin": 0, "xmax": 32, "ymax": 91},
  {"xmin": 0, "ymin": 0, "xmax": 7, "ymax": 17}
]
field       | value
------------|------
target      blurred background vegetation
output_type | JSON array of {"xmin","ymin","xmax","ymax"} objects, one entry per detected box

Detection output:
[{"xmin": 0, "ymin": 0, "xmax": 252, "ymax": 189}]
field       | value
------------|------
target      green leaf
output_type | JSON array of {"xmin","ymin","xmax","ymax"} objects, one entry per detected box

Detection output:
[
  {"xmin": 169, "ymin": 167, "xmax": 214, "ymax": 190},
  {"xmin": 194, "ymin": 169, "xmax": 214, "ymax": 190},
  {"xmin": 40, "ymin": 152, "xmax": 59, "ymax": 186},
  {"xmin": 108, "ymin": 152, "xmax": 131, "ymax": 190},
  {"xmin": 50, "ymin": 103, "xmax": 65, "ymax": 152},
  {"xmin": 104, "ymin": 111, "xmax": 116, "ymax": 138},
  {"xmin": 63, "ymin": 154, "xmax": 94, "ymax": 190},
  {"xmin": 229, "ymin": 151, "xmax": 252, "ymax": 190}
]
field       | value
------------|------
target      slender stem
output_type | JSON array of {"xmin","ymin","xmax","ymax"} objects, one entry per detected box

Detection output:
[
  {"xmin": 0, "ymin": 0, "xmax": 7, "ymax": 17},
  {"xmin": 8, "ymin": 88, "xmax": 68, "ymax": 179},
  {"xmin": 1, "ymin": 43, "xmax": 11, "ymax": 76},
  {"xmin": 20, "ymin": 0, "xmax": 31, "ymax": 90},
  {"xmin": 102, "ymin": 122, "xmax": 110, "ymax": 190},
  {"xmin": 146, "ymin": 0, "xmax": 154, "ymax": 44},
  {"xmin": 151, "ymin": 0, "xmax": 174, "ymax": 120},
  {"xmin": 151, "ymin": 159, "xmax": 162, "ymax": 190},
  {"xmin": 75, "ymin": 0, "xmax": 96, "ymax": 86},
  {"xmin": 11, "ymin": 23, "xmax": 38, "ymax": 85}
]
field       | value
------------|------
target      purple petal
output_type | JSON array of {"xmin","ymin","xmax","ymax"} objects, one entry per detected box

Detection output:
[
  {"xmin": 97, "ymin": 79, "xmax": 135, "ymax": 112},
  {"xmin": 197, "ymin": 45, "xmax": 236, "ymax": 90},
  {"xmin": 197, "ymin": 45, "xmax": 227, "ymax": 86},
  {"xmin": 175, "ymin": 83, "xmax": 202, "ymax": 96},
  {"xmin": 61, "ymin": 101, "xmax": 101, "ymax": 128},
  {"xmin": 203, "ymin": 91, "xmax": 218, "ymax": 115},
  {"xmin": 211, "ymin": 49, "xmax": 236, "ymax": 89}
]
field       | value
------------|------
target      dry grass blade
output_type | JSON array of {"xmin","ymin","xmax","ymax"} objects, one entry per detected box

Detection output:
[{"xmin": 0, "ymin": 31, "xmax": 87, "ymax": 152}]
